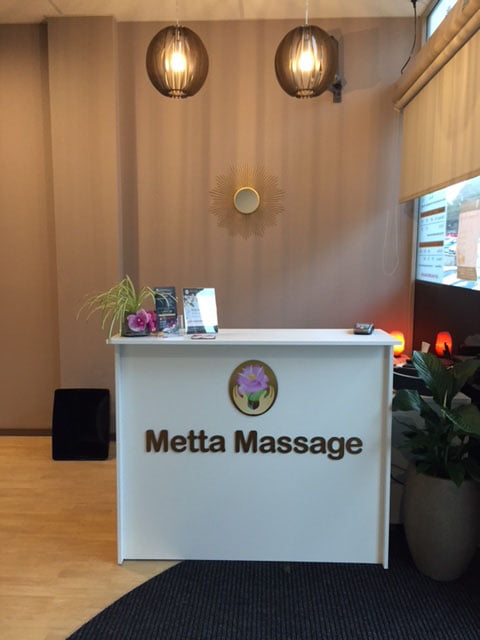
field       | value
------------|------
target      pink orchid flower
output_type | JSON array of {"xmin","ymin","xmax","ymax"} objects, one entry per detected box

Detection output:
[
  {"xmin": 146, "ymin": 311, "xmax": 157, "ymax": 332},
  {"xmin": 127, "ymin": 309, "xmax": 149, "ymax": 332}
]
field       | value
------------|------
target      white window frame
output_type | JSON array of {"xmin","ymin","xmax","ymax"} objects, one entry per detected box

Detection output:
[{"xmin": 425, "ymin": 0, "xmax": 458, "ymax": 39}]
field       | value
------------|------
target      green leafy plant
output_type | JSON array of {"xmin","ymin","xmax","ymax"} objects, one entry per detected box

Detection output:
[
  {"xmin": 392, "ymin": 351, "xmax": 480, "ymax": 486},
  {"xmin": 78, "ymin": 275, "xmax": 155, "ymax": 338}
]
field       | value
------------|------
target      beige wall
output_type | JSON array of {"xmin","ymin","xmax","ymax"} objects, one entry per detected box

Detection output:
[
  {"xmin": 121, "ymin": 18, "xmax": 413, "ymax": 330},
  {"xmin": 48, "ymin": 17, "xmax": 121, "ymax": 391},
  {"xmin": 0, "ymin": 17, "xmax": 414, "ymax": 432},
  {"xmin": 0, "ymin": 25, "xmax": 60, "ymax": 430}
]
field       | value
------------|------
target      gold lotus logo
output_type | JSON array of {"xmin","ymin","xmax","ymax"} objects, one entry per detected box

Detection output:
[{"xmin": 229, "ymin": 360, "xmax": 278, "ymax": 416}]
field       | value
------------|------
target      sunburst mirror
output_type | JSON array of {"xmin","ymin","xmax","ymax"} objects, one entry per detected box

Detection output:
[
  {"xmin": 233, "ymin": 187, "xmax": 260, "ymax": 214},
  {"xmin": 209, "ymin": 165, "xmax": 284, "ymax": 238}
]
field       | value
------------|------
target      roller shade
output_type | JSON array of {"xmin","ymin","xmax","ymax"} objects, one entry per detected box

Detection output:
[{"xmin": 393, "ymin": 1, "xmax": 480, "ymax": 203}]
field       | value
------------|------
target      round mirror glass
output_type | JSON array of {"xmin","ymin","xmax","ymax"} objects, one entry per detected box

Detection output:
[{"xmin": 233, "ymin": 187, "xmax": 260, "ymax": 215}]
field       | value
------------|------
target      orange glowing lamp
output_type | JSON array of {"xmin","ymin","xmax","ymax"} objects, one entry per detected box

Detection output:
[
  {"xmin": 435, "ymin": 331, "xmax": 453, "ymax": 358},
  {"xmin": 390, "ymin": 331, "xmax": 405, "ymax": 356}
]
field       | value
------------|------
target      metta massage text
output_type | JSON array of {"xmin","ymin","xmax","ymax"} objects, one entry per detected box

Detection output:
[{"xmin": 146, "ymin": 429, "xmax": 363, "ymax": 459}]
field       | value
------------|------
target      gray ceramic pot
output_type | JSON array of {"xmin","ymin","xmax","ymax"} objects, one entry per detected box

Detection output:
[
  {"xmin": 121, "ymin": 318, "xmax": 151, "ymax": 337},
  {"xmin": 403, "ymin": 465, "xmax": 480, "ymax": 581}
]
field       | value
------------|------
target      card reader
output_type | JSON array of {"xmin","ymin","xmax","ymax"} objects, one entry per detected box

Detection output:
[{"xmin": 354, "ymin": 323, "xmax": 374, "ymax": 335}]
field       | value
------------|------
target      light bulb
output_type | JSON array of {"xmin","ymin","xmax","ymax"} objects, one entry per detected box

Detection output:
[
  {"xmin": 298, "ymin": 50, "xmax": 314, "ymax": 72},
  {"xmin": 170, "ymin": 51, "xmax": 187, "ymax": 72}
]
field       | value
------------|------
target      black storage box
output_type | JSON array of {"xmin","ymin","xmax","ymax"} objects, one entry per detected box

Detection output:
[{"xmin": 52, "ymin": 388, "xmax": 110, "ymax": 460}]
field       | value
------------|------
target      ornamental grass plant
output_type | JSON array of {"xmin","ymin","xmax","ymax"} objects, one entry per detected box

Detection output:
[{"xmin": 78, "ymin": 275, "xmax": 155, "ymax": 338}]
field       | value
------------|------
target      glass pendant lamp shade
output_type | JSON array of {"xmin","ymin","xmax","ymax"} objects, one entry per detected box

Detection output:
[
  {"xmin": 275, "ymin": 25, "xmax": 337, "ymax": 98},
  {"xmin": 146, "ymin": 25, "xmax": 209, "ymax": 99}
]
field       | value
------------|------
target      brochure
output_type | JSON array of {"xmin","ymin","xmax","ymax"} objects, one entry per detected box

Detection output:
[
  {"xmin": 183, "ymin": 288, "xmax": 218, "ymax": 334},
  {"xmin": 153, "ymin": 287, "xmax": 177, "ymax": 332}
]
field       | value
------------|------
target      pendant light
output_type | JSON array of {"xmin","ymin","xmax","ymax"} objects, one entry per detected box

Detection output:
[
  {"xmin": 275, "ymin": 0, "xmax": 338, "ymax": 99},
  {"xmin": 146, "ymin": 8, "xmax": 209, "ymax": 99}
]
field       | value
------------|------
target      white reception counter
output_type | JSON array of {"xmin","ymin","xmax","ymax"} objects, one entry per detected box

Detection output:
[{"xmin": 110, "ymin": 328, "xmax": 397, "ymax": 566}]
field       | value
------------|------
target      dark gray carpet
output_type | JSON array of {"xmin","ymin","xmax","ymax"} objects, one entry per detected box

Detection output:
[{"xmin": 67, "ymin": 528, "xmax": 480, "ymax": 639}]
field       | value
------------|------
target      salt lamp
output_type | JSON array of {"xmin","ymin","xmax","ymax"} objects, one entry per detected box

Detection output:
[
  {"xmin": 435, "ymin": 331, "xmax": 453, "ymax": 358},
  {"xmin": 390, "ymin": 331, "xmax": 405, "ymax": 356}
]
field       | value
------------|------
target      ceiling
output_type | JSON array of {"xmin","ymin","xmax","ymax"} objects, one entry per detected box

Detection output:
[{"xmin": 0, "ymin": 0, "xmax": 430, "ymax": 24}]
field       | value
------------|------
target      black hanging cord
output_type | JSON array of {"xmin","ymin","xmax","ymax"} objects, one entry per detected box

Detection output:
[{"xmin": 401, "ymin": 0, "xmax": 418, "ymax": 74}]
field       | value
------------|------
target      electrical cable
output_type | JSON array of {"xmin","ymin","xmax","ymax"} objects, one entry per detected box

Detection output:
[
  {"xmin": 400, "ymin": 0, "xmax": 418, "ymax": 74},
  {"xmin": 391, "ymin": 463, "xmax": 408, "ymax": 486},
  {"xmin": 391, "ymin": 473, "xmax": 405, "ymax": 486}
]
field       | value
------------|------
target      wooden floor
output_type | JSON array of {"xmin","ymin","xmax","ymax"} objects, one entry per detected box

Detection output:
[{"xmin": 0, "ymin": 437, "xmax": 176, "ymax": 640}]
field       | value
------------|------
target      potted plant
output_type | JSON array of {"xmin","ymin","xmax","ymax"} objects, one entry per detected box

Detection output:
[
  {"xmin": 392, "ymin": 350, "xmax": 480, "ymax": 580},
  {"xmin": 78, "ymin": 275, "xmax": 157, "ymax": 338}
]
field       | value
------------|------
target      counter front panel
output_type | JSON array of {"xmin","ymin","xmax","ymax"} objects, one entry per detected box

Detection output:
[{"xmin": 111, "ymin": 329, "xmax": 396, "ymax": 565}]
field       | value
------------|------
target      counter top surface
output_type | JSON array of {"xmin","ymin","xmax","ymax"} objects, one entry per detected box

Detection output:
[{"xmin": 108, "ymin": 328, "xmax": 398, "ymax": 346}]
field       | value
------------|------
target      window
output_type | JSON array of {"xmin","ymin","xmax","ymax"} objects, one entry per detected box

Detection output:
[
  {"xmin": 426, "ymin": 0, "xmax": 458, "ymax": 39},
  {"xmin": 416, "ymin": 176, "xmax": 480, "ymax": 290}
]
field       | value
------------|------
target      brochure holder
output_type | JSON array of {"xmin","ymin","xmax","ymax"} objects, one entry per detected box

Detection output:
[
  {"xmin": 183, "ymin": 288, "xmax": 218, "ymax": 334},
  {"xmin": 153, "ymin": 287, "xmax": 177, "ymax": 332}
]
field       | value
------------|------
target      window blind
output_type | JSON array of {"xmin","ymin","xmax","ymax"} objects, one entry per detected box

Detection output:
[{"xmin": 393, "ymin": 1, "xmax": 480, "ymax": 203}]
